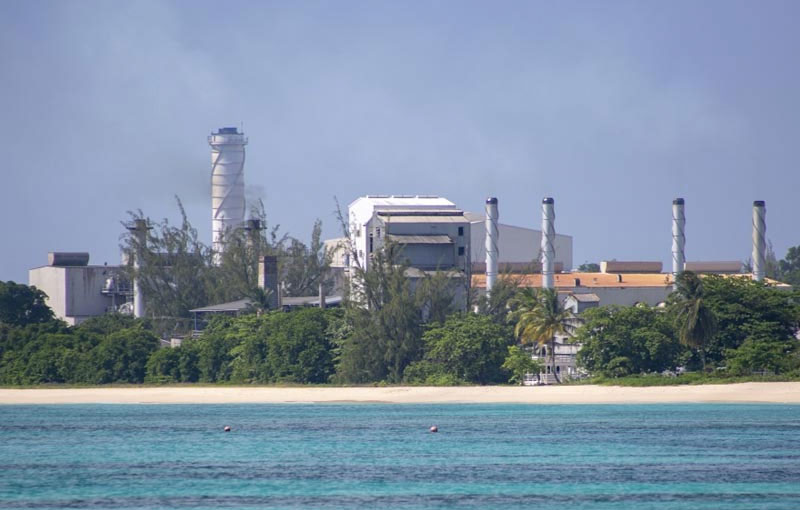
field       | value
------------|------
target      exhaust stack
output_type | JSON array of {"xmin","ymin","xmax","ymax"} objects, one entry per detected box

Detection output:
[
  {"xmin": 752, "ymin": 200, "xmax": 766, "ymax": 281},
  {"xmin": 672, "ymin": 198, "xmax": 685, "ymax": 283},
  {"xmin": 541, "ymin": 197, "xmax": 555, "ymax": 289},
  {"xmin": 485, "ymin": 197, "xmax": 499, "ymax": 296},
  {"xmin": 258, "ymin": 255, "xmax": 281, "ymax": 309},
  {"xmin": 127, "ymin": 219, "xmax": 149, "ymax": 318}
]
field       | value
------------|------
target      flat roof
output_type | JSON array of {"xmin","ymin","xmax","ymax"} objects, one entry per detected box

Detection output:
[
  {"xmin": 349, "ymin": 195, "xmax": 456, "ymax": 209},
  {"xmin": 379, "ymin": 215, "xmax": 467, "ymax": 224},
  {"xmin": 471, "ymin": 272, "xmax": 792, "ymax": 289},
  {"xmin": 387, "ymin": 234, "xmax": 453, "ymax": 245}
]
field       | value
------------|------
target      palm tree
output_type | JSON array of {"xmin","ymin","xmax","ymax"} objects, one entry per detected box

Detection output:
[
  {"xmin": 672, "ymin": 271, "xmax": 717, "ymax": 371},
  {"xmin": 508, "ymin": 288, "xmax": 579, "ymax": 383},
  {"xmin": 246, "ymin": 287, "xmax": 274, "ymax": 316}
]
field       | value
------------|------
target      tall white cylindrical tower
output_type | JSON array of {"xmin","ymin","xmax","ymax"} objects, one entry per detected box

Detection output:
[
  {"xmin": 672, "ymin": 198, "xmax": 685, "ymax": 282},
  {"xmin": 209, "ymin": 127, "xmax": 248, "ymax": 260},
  {"xmin": 541, "ymin": 197, "xmax": 555, "ymax": 289},
  {"xmin": 485, "ymin": 197, "xmax": 499, "ymax": 297},
  {"xmin": 127, "ymin": 219, "xmax": 149, "ymax": 319},
  {"xmin": 752, "ymin": 200, "xmax": 766, "ymax": 281}
]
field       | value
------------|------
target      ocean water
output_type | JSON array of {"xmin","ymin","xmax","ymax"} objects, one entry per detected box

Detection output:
[{"xmin": 1, "ymin": 404, "xmax": 799, "ymax": 509}]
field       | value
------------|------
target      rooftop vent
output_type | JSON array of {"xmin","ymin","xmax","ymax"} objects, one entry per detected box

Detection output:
[
  {"xmin": 600, "ymin": 261, "xmax": 663, "ymax": 273},
  {"xmin": 48, "ymin": 252, "xmax": 90, "ymax": 267}
]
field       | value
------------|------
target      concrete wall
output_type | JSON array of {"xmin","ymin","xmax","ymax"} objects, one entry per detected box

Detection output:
[
  {"xmin": 29, "ymin": 266, "xmax": 113, "ymax": 325},
  {"xmin": 470, "ymin": 220, "xmax": 573, "ymax": 271},
  {"xmin": 571, "ymin": 286, "xmax": 671, "ymax": 307},
  {"xmin": 394, "ymin": 243, "xmax": 454, "ymax": 270},
  {"xmin": 29, "ymin": 266, "xmax": 68, "ymax": 323},
  {"xmin": 382, "ymin": 220, "xmax": 469, "ymax": 271}
]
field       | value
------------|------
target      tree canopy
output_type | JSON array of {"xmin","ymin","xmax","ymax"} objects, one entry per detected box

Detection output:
[{"xmin": 0, "ymin": 281, "xmax": 54, "ymax": 327}]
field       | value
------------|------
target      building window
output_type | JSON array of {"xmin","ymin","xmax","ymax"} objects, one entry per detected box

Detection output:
[
  {"xmin": 458, "ymin": 246, "xmax": 465, "ymax": 256},
  {"xmin": 369, "ymin": 234, "xmax": 374, "ymax": 253},
  {"xmin": 376, "ymin": 227, "xmax": 381, "ymax": 238},
  {"xmin": 458, "ymin": 226, "xmax": 464, "ymax": 236}
]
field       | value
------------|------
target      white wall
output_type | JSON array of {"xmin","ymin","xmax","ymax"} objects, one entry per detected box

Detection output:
[
  {"xmin": 572, "ymin": 287, "xmax": 671, "ymax": 307},
  {"xmin": 470, "ymin": 220, "xmax": 573, "ymax": 271},
  {"xmin": 29, "ymin": 266, "xmax": 113, "ymax": 325}
]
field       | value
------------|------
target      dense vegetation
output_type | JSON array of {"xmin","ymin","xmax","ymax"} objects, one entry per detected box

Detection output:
[
  {"xmin": 576, "ymin": 274, "xmax": 800, "ymax": 377},
  {"xmin": 2, "ymin": 241, "xmax": 800, "ymax": 386}
]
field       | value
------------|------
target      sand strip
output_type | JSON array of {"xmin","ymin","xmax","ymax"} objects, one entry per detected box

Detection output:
[{"xmin": 1, "ymin": 383, "xmax": 799, "ymax": 404}]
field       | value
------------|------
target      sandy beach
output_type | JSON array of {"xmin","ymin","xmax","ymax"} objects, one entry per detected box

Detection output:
[{"xmin": 1, "ymin": 383, "xmax": 799, "ymax": 404}]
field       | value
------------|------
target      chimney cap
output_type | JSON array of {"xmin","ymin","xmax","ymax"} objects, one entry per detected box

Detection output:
[
  {"xmin": 753, "ymin": 200, "xmax": 766, "ymax": 207},
  {"xmin": 486, "ymin": 197, "xmax": 498, "ymax": 204},
  {"xmin": 542, "ymin": 197, "xmax": 554, "ymax": 204},
  {"xmin": 673, "ymin": 198, "xmax": 684, "ymax": 205}
]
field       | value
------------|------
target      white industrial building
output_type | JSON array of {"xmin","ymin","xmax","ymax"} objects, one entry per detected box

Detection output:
[
  {"xmin": 325, "ymin": 195, "xmax": 574, "ymax": 276},
  {"xmin": 342, "ymin": 195, "xmax": 471, "ymax": 273},
  {"xmin": 466, "ymin": 212, "xmax": 572, "ymax": 272},
  {"xmin": 28, "ymin": 252, "xmax": 129, "ymax": 325}
]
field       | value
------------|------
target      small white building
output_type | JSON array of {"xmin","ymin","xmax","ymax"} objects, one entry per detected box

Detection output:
[{"xmin": 526, "ymin": 338, "xmax": 582, "ymax": 385}]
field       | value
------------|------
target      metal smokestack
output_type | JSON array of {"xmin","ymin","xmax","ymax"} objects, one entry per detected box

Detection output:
[
  {"xmin": 752, "ymin": 200, "xmax": 766, "ymax": 281},
  {"xmin": 541, "ymin": 197, "xmax": 555, "ymax": 289},
  {"xmin": 127, "ymin": 219, "xmax": 149, "ymax": 318},
  {"xmin": 672, "ymin": 198, "xmax": 685, "ymax": 282},
  {"xmin": 485, "ymin": 197, "xmax": 499, "ymax": 296}
]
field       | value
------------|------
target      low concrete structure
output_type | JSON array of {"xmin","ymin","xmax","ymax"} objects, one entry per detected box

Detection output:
[{"xmin": 28, "ymin": 252, "xmax": 129, "ymax": 325}]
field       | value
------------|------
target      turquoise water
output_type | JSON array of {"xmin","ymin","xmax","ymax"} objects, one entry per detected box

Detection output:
[{"xmin": 1, "ymin": 404, "xmax": 799, "ymax": 509}]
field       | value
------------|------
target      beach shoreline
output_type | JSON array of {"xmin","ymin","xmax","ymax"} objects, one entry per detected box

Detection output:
[{"xmin": 1, "ymin": 382, "xmax": 799, "ymax": 404}]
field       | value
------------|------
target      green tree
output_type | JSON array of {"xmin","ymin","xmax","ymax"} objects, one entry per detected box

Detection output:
[
  {"xmin": 574, "ymin": 305, "xmax": 682, "ymax": 376},
  {"xmin": 698, "ymin": 275, "xmax": 797, "ymax": 366},
  {"xmin": 577, "ymin": 262, "xmax": 601, "ymax": 272},
  {"xmin": 211, "ymin": 200, "xmax": 286, "ymax": 304},
  {"xmin": 778, "ymin": 245, "xmax": 800, "ymax": 286},
  {"xmin": 508, "ymin": 288, "xmax": 578, "ymax": 383},
  {"xmin": 282, "ymin": 220, "xmax": 332, "ymax": 297},
  {"xmin": 671, "ymin": 271, "xmax": 717, "ymax": 370},
  {"xmin": 0, "ymin": 281, "xmax": 55, "ymax": 326},
  {"xmin": 404, "ymin": 314, "xmax": 512, "ymax": 384},
  {"xmin": 120, "ymin": 199, "xmax": 212, "ymax": 319},
  {"xmin": 145, "ymin": 347, "xmax": 182, "ymax": 383},
  {"xmin": 91, "ymin": 326, "xmax": 160, "ymax": 383},
  {"xmin": 335, "ymin": 242, "xmax": 424, "ymax": 384},
  {"xmin": 502, "ymin": 345, "xmax": 543, "ymax": 385},
  {"xmin": 476, "ymin": 274, "xmax": 523, "ymax": 323},
  {"xmin": 725, "ymin": 335, "xmax": 799, "ymax": 376},
  {"xmin": 415, "ymin": 270, "xmax": 460, "ymax": 325}
]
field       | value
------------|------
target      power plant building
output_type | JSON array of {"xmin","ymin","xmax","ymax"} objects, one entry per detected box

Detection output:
[
  {"xmin": 338, "ymin": 195, "xmax": 472, "ymax": 273},
  {"xmin": 28, "ymin": 253, "xmax": 129, "ymax": 325}
]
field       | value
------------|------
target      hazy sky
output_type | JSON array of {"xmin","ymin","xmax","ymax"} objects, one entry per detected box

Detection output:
[{"xmin": 2, "ymin": 0, "xmax": 798, "ymax": 283}]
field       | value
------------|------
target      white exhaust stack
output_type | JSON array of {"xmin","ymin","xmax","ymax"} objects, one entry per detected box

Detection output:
[
  {"xmin": 541, "ymin": 197, "xmax": 555, "ymax": 289},
  {"xmin": 752, "ymin": 200, "xmax": 766, "ymax": 281},
  {"xmin": 672, "ymin": 198, "xmax": 685, "ymax": 283},
  {"xmin": 485, "ymin": 197, "xmax": 499, "ymax": 296},
  {"xmin": 127, "ymin": 219, "xmax": 149, "ymax": 318},
  {"xmin": 209, "ymin": 127, "xmax": 248, "ymax": 264}
]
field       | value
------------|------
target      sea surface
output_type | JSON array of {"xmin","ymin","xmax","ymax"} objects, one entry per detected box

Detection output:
[{"xmin": 1, "ymin": 403, "xmax": 799, "ymax": 509}]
